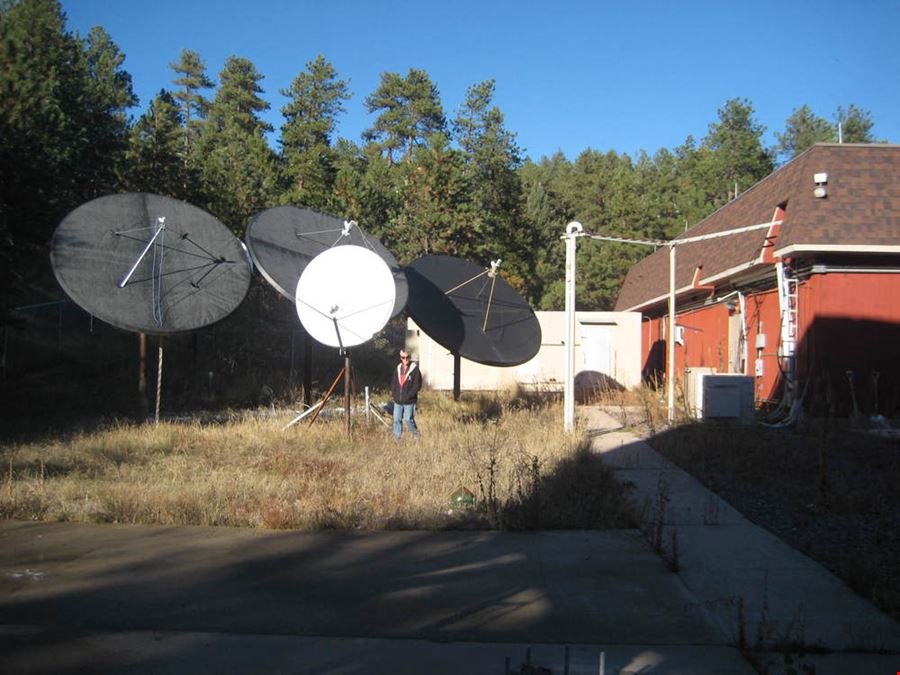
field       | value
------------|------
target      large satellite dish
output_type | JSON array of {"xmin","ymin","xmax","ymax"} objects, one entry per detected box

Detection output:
[
  {"xmin": 405, "ymin": 255, "xmax": 541, "ymax": 367},
  {"xmin": 50, "ymin": 193, "xmax": 252, "ymax": 334},
  {"xmin": 295, "ymin": 245, "xmax": 395, "ymax": 349},
  {"xmin": 246, "ymin": 206, "xmax": 407, "ymax": 317}
]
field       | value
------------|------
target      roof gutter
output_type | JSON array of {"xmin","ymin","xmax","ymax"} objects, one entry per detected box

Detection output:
[
  {"xmin": 810, "ymin": 264, "xmax": 900, "ymax": 274},
  {"xmin": 774, "ymin": 243, "xmax": 900, "ymax": 257}
]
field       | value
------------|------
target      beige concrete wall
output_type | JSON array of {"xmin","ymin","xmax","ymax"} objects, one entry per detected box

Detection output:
[{"xmin": 407, "ymin": 311, "xmax": 642, "ymax": 392}]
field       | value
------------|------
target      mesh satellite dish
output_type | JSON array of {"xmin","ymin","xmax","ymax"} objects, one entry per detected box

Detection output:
[
  {"xmin": 245, "ymin": 205, "xmax": 407, "ymax": 317},
  {"xmin": 50, "ymin": 193, "xmax": 251, "ymax": 334},
  {"xmin": 405, "ymin": 255, "xmax": 541, "ymax": 367},
  {"xmin": 295, "ymin": 245, "xmax": 395, "ymax": 349}
]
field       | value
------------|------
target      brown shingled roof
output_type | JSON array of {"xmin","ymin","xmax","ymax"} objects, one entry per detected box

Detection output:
[{"xmin": 614, "ymin": 144, "xmax": 900, "ymax": 311}]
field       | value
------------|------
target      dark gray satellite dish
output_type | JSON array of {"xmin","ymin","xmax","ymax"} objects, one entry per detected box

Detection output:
[
  {"xmin": 405, "ymin": 255, "xmax": 541, "ymax": 368},
  {"xmin": 245, "ymin": 206, "xmax": 408, "ymax": 317},
  {"xmin": 50, "ymin": 192, "xmax": 252, "ymax": 423},
  {"xmin": 50, "ymin": 193, "xmax": 252, "ymax": 334}
]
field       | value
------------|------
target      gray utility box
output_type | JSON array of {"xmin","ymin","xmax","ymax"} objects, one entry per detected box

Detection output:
[{"xmin": 701, "ymin": 374, "xmax": 755, "ymax": 423}]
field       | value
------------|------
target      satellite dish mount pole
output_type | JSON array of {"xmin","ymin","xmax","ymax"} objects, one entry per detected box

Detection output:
[
  {"xmin": 138, "ymin": 333, "xmax": 149, "ymax": 418},
  {"xmin": 331, "ymin": 316, "xmax": 352, "ymax": 437}
]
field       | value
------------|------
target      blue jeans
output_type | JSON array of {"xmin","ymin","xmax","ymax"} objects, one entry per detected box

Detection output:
[{"xmin": 393, "ymin": 402, "xmax": 418, "ymax": 438}]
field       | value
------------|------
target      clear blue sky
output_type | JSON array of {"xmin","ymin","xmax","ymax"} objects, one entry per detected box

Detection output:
[{"xmin": 61, "ymin": 0, "xmax": 898, "ymax": 162}]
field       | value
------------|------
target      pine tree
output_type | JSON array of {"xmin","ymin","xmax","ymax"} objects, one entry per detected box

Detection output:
[
  {"xmin": 194, "ymin": 55, "xmax": 277, "ymax": 232},
  {"xmin": 279, "ymin": 55, "xmax": 350, "ymax": 208},
  {"xmin": 343, "ymin": 141, "xmax": 401, "ymax": 240},
  {"xmin": 208, "ymin": 56, "xmax": 272, "ymax": 134},
  {"xmin": 170, "ymin": 48, "xmax": 214, "ymax": 156},
  {"xmin": 520, "ymin": 154, "xmax": 572, "ymax": 306},
  {"xmin": 699, "ymin": 98, "xmax": 773, "ymax": 205},
  {"xmin": 125, "ymin": 89, "xmax": 186, "ymax": 197},
  {"xmin": 774, "ymin": 105, "xmax": 835, "ymax": 162},
  {"xmin": 364, "ymin": 69, "xmax": 446, "ymax": 163},
  {"xmin": 835, "ymin": 104, "xmax": 876, "ymax": 143},
  {"xmin": 389, "ymin": 133, "xmax": 473, "ymax": 262},
  {"xmin": 77, "ymin": 26, "xmax": 137, "ymax": 196},
  {"xmin": 0, "ymin": 0, "xmax": 134, "ymax": 259},
  {"xmin": 453, "ymin": 80, "xmax": 528, "ymax": 288}
]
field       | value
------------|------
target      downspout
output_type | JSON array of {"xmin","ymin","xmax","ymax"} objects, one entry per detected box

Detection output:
[{"xmin": 738, "ymin": 291, "xmax": 748, "ymax": 375}]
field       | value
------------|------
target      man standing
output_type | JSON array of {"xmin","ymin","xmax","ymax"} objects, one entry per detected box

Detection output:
[{"xmin": 391, "ymin": 350, "xmax": 422, "ymax": 438}]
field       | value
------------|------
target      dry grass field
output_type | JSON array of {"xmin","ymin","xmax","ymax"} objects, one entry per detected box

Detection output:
[{"xmin": 1, "ymin": 390, "xmax": 634, "ymax": 532}]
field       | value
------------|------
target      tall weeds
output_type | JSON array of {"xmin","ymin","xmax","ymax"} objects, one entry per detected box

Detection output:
[{"xmin": 1, "ymin": 392, "xmax": 631, "ymax": 532}]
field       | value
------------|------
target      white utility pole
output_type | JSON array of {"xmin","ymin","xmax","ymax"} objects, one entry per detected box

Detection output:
[
  {"xmin": 563, "ymin": 221, "xmax": 583, "ymax": 432},
  {"xmin": 667, "ymin": 243, "xmax": 677, "ymax": 423}
]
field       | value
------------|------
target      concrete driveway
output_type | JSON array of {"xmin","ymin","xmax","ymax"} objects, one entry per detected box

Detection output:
[{"xmin": 0, "ymin": 521, "xmax": 752, "ymax": 674}]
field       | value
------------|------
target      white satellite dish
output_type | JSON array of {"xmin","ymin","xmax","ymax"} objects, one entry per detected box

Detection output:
[{"xmin": 295, "ymin": 245, "xmax": 396, "ymax": 349}]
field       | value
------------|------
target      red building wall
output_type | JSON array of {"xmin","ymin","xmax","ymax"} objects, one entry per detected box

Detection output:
[
  {"xmin": 639, "ymin": 272, "xmax": 900, "ymax": 414},
  {"xmin": 640, "ymin": 289, "xmax": 784, "ymax": 405},
  {"xmin": 677, "ymin": 304, "xmax": 730, "ymax": 372},
  {"xmin": 802, "ymin": 272, "xmax": 900, "ymax": 324},
  {"xmin": 796, "ymin": 272, "xmax": 900, "ymax": 415}
]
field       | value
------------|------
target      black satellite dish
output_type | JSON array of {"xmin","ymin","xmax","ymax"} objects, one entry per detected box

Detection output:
[
  {"xmin": 50, "ymin": 193, "xmax": 252, "ymax": 334},
  {"xmin": 245, "ymin": 206, "xmax": 408, "ymax": 317},
  {"xmin": 405, "ymin": 255, "xmax": 541, "ymax": 367}
]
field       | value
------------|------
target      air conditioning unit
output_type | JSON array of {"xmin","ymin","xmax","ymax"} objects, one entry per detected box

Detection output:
[
  {"xmin": 701, "ymin": 374, "xmax": 755, "ymax": 423},
  {"xmin": 684, "ymin": 367, "xmax": 716, "ymax": 418}
]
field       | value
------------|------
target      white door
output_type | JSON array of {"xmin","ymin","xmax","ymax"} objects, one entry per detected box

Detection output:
[{"xmin": 580, "ymin": 323, "xmax": 613, "ymax": 378}]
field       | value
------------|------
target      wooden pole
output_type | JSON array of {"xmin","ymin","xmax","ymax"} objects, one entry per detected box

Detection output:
[{"xmin": 138, "ymin": 332, "xmax": 148, "ymax": 418}]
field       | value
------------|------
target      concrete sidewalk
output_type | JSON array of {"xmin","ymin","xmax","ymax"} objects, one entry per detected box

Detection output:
[{"xmin": 584, "ymin": 406, "xmax": 900, "ymax": 672}]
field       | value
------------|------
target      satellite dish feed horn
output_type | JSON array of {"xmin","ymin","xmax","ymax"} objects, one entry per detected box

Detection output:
[{"xmin": 480, "ymin": 259, "xmax": 502, "ymax": 332}]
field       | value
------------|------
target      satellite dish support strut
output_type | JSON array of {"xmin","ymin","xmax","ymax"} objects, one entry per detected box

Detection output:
[
  {"xmin": 301, "ymin": 366, "xmax": 346, "ymax": 428},
  {"xmin": 118, "ymin": 217, "xmax": 166, "ymax": 289}
]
